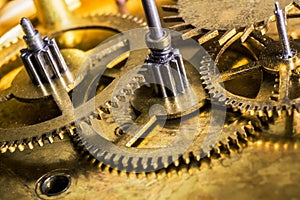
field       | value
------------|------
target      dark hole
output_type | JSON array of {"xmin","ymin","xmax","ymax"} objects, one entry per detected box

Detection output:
[{"xmin": 40, "ymin": 174, "xmax": 71, "ymax": 197}]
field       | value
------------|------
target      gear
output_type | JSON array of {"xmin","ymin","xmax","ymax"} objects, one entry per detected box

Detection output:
[
  {"xmin": 162, "ymin": 0, "xmax": 294, "ymax": 45},
  {"xmin": 199, "ymin": 2, "xmax": 300, "ymax": 138},
  {"xmin": 0, "ymin": 14, "xmax": 146, "ymax": 153},
  {"xmin": 70, "ymin": 23, "xmax": 262, "ymax": 172}
]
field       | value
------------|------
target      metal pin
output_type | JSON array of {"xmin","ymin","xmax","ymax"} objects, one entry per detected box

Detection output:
[
  {"xmin": 274, "ymin": 1, "xmax": 294, "ymax": 59},
  {"xmin": 20, "ymin": 17, "xmax": 45, "ymax": 51},
  {"xmin": 20, "ymin": 17, "xmax": 35, "ymax": 37},
  {"xmin": 141, "ymin": 0, "xmax": 164, "ymax": 40}
]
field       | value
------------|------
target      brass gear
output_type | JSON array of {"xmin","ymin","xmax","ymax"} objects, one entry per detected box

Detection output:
[
  {"xmin": 198, "ymin": 2, "xmax": 300, "ymax": 138},
  {"xmin": 162, "ymin": 0, "xmax": 294, "ymax": 45},
  {"xmin": 199, "ymin": 26, "xmax": 300, "ymax": 116},
  {"xmin": 0, "ymin": 14, "xmax": 146, "ymax": 153},
  {"xmin": 71, "ymin": 29, "xmax": 261, "ymax": 173}
]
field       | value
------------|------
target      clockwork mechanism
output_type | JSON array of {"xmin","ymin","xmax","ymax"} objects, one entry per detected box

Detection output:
[{"xmin": 1, "ymin": 0, "xmax": 300, "ymax": 199}]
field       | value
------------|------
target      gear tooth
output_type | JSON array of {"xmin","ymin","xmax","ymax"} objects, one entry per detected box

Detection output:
[
  {"xmin": 204, "ymin": 83, "xmax": 214, "ymax": 91},
  {"xmin": 131, "ymin": 157, "xmax": 139, "ymax": 169},
  {"xmin": 121, "ymin": 157, "xmax": 129, "ymax": 168},
  {"xmin": 37, "ymin": 138, "xmax": 44, "ymax": 147},
  {"xmin": 238, "ymin": 129, "xmax": 248, "ymax": 139},
  {"xmin": 67, "ymin": 126, "xmax": 76, "ymax": 136},
  {"xmin": 132, "ymin": 16, "xmax": 139, "ymax": 22},
  {"xmin": 166, "ymin": 168, "xmax": 176, "ymax": 178},
  {"xmin": 97, "ymin": 151, "xmax": 109, "ymax": 163},
  {"xmin": 249, "ymin": 109, "xmax": 255, "ymax": 116},
  {"xmin": 122, "ymin": 88, "xmax": 133, "ymax": 95},
  {"xmin": 152, "ymin": 161, "xmax": 159, "ymax": 170},
  {"xmin": 174, "ymin": 160, "xmax": 180, "ymax": 167},
  {"xmin": 287, "ymin": 108, "xmax": 293, "ymax": 116},
  {"xmin": 277, "ymin": 108, "xmax": 282, "ymax": 116},
  {"xmin": 111, "ymin": 101, "xmax": 119, "ymax": 108},
  {"xmin": 129, "ymin": 82, "xmax": 140, "ymax": 90},
  {"xmin": 8, "ymin": 142, "xmax": 17, "ymax": 153},
  {"xmin": 224, "ymin": 98, "xmax": 233, "ymax": 105},
  {"xmin": 58, "ymin": 131, "xmax": 65, "ymax": 140},
  {"xmin": 126, "ymin": 15, "xmax": 133, "ymax": 20},
  {"xmin": 27, "ymin": 140, "xmax": 34, "ymax": 149},
  {"xmin": 244, "ymin": 124, "xmax": 258, "ymax": 137},
  {"xmin": 195, "ymin": 154, "xmax": 201, "ymax": 161},
  {"xmin": 121, "ymin": 13, "xmax": 128, "ymax": 19},
  {"xmin": 96, "ymin": 161, "xmax": 103, "ymax": 169},
  {"xmin": 18, "ymin": 143, "xmax": 25, "ymax": 152},
  {"xmin": 218, "ymin": 136, "xmax": 229, "ymax": 148},
  {"xmin": 231, "ymin": 101, "xmax": 241, "ymax": 108},
  {"xmin": 204, "ymin": 150, "xmax": 210, "ymax": 158},
  {"xmin": 118, "ymin": 170, "xmax": 127, "ymax": 177},
  {"xmin": 90, "ymin": 157, "xmax": 97, "ymax": 164},
  {"xmin": 213, "ymin": 146, "xmax": 221, "ymax": 155},
  {"xmin": 267, "ymin": 109, "xmax": 273, "ymax": 118},
  {"xmin": 110, "ymin": 168, "xmax": 119, "ymax": 176},
  {"xmin": 112, "ymin": 154, "xmax": 121, "ymax": 164},
  {"xmin": 141, "ymin": 159, "xmax": 149, "ymax": 170},
  {"xmin": 218, "ymin": 95, "xmax": 227, "ymax": 102},
  {"xmin": 0, "ymin": 142, "xmax": 8, "ymax": 153},
  {"xmin": 134, "ymin": 75, "xmax": 146, "ymax": 83},
  {"xmin": 156, "ymin": 169, "xmax": 166, "ymax": 179},
  {"xmin": 161, "ymin": 156, "xmax": 170, "ymax": 168},
  {"xmin": 258, "ymin": 110, "xmax": 264, "ymax": 117},
  {"xmin": 184, "ymin": 157, "xmax": 190, "ymax": 165},
  {"xmin": 146, "ymin": 172, "xmax": 156, "ymax": 179},
  {"xmin": 177, "ymin": 168, "xmax": 184, "ymax": 176},
  {"xmin": 115, "ymin": 94, "xmax": 126, "ymax": 102}
]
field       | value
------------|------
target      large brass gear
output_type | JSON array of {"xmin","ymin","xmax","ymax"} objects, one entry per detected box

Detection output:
[
  {"xmin": 163, "ymin": 0, "xmax": 300, "ymax": 138},
  {"xmin": 70, "ymin": 28, "xmax": 261, "ymax": 173},
  {"xmin": 197, "ymin": 2, "xmax": 300, "ymax": 139},
  {"xmin": 162, "ymin": 0, "xmax": 294, "ymax": 45},
  {"xmin": 0, "ymin": 13, "xmax": 146, "ymax": 153},
  {"xmin": 199, "ymin": 22, "xmax": 300, "ymax": 116}
]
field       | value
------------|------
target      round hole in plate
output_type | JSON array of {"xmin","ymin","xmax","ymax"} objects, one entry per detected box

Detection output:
[{"xmin": 40, "ymin": 174, "xmax": 71, "ymax": 197}]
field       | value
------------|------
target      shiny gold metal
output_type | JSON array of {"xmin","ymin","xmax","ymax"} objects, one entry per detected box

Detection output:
[{"xmin": 1, "ymin": 0, "xmax": 300, "ymax": 199}]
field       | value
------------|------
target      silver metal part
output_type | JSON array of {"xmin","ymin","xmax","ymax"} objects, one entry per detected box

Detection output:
[
  {"xmin": 20, "ymin": 18, "xmax": 69, "ymax": 85},
  {"xmin": 141, "ymin": 0, "xmax": 164, "ymax": 40},
  {"xmin": 274, "ymin": 1, "xmax": 294, "ymax": 59},
  {"xmin": 21, "ymin": 17, "xmax": 45, "ymax": 51},
  {"xmin": 141, "ymin": 0, "xmax": 188, "ymax": 98}
]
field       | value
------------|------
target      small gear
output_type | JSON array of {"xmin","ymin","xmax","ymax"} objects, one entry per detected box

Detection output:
[{"xmin": 0, "ymin": 14, "xmax": 146, "ymax": 153}]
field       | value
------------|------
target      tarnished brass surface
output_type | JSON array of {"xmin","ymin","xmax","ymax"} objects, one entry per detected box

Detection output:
[{"xmin": 1, "ymin": 137, "xmax": 300, "ymax": 199}]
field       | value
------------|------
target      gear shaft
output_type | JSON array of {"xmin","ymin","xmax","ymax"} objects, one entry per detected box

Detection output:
[
  {"xmin": 142, "ymin": 0, "xmax": 188, "ymax": 98},
  {"xmin": 20, "ymin": 17, "xmax": 69, "ymax": 85},
  {"xmin": 274, "ymin": 1, "xmax": 294, "ymax": 59}
]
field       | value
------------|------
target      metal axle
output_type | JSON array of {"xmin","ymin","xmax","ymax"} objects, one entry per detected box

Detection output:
[
  {"xmin": 274, "ymin": 1, "xmax": 294, "ymax": 59},
  {"xmin": 141, "ymin": 0, "xmax": 164, "ymax": 40}
]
